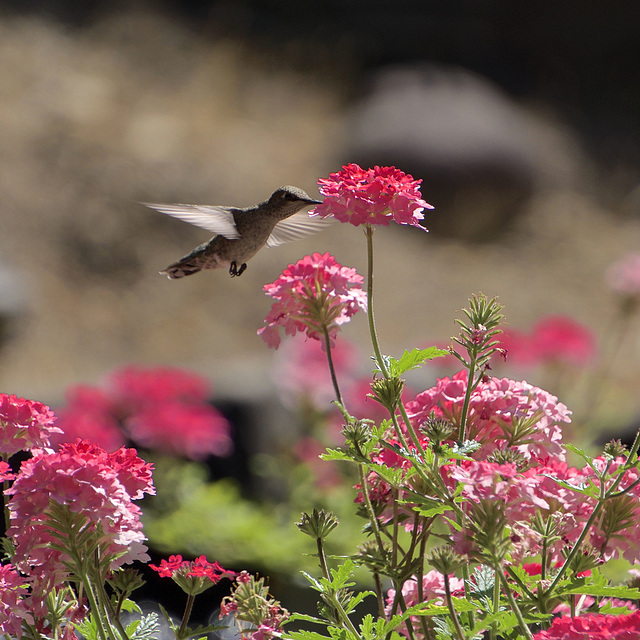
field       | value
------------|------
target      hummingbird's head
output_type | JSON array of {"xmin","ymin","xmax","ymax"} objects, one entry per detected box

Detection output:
[{"xmin": 269, "ymin": 186, "xmax": 322, "ymax": 217}]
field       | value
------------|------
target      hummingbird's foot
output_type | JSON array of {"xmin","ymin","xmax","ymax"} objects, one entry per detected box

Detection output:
[{"xmin": 229, "ymin": 262, "xmax": 247, "ymax": 277}]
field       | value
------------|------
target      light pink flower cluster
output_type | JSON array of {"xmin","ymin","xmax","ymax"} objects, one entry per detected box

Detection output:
[
  {"xmin": 6, "ymin": 439, "xmax": 155, "ymax": 581},
  {"xmin": 606, "ymin": 252, "xmax": 640, "ymax": 299},
  {"xmin": 0, "ymin": 394, "xmax": 61, "ymax": 456},
  {"xmin": 407, "ymin": 371, "xmax": 571, "ymax": 460},
  {"xmin": 533, "ymin": 611, "xmax": 640, "ymax": 639},
  {"xmin": 385, "ymin": 571, "xmax": 464, "ymax": 638},
  {"xmin": 496, "ymin": 315, "xmax": 596, "ymax": 369},
  {"xmin": 311, "ymin": 164, "xmax": 433, "ymax": 228},
  {"xmin": 54, "ymin": 365, "xmax": 232, "ymax": 460},
  {"xmin": 0, "ymin": 564, "xmax": 33, "ymax": 639},
  {"xmin": 258, "ymin": 252, "xmax": 367, "ymax": 349}
]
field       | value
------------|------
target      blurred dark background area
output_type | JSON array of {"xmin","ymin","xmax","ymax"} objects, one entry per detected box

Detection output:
[{"xmin": 0, "ymin": 0, "xmax": 639, "ymax": 420}]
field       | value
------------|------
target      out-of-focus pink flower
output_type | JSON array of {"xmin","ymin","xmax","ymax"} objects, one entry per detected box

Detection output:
[
  {"xmin": 272, "ymin": 334, "xmax": 360, "ymax": 409},
  {"xmin": 532, "ymin": 611, "xmax": 640, "ymax": 639},
  {"xmin": 126, "ymin": 402, "xmax": 232, "ymax": 460},
  {"xmin": 532, "ymin": 315, "xmax": 596, "ymax": 367},
  {"xmin": 493, "ymin": 316, "xmax": 596, "ymax": 369},
  {"xmin": 496, "ymin": 329, "xmax": 539, "ymax": 368},
  {"xmin": 108, "ymin": 366, "xmax": 211, "ymax": 411},
  {"xmin": 293, "ymin": 437, "xmax": 342, "ymax": 488},
  {"xmin": 607, "ymin": 252, "xmax": 640, "ymax": 299},
  {"xmin": 0, "ymin": 460, "xmax": 14, "ymax": 482},
  {"xmin": 311, "ymin": 163, "xmax": 433, "ymax": 229},
  {"xmin": 0, "ymin": 394, "xmax": 61, "ymax": 456},
  {"xmin": 54, "ymin": 366, "xmax": 232, "ymax": 461},
  {"xmin": 6, "ymin": 439, "xmax": 154, "ymax": 580},
  {"xmin": 258, "ymin": 253, "xmax": 367, "ymax": 349},
  {"xmin": 0, "ymin": 564, "xmax": 33, "ymax": 638}
]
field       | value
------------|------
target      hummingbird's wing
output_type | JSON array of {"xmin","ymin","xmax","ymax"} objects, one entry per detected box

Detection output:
[
  {"xmin": 266, "ymin": 212, "xmax": 335, "ymax": 248},
  {"xmin": 142, "ymin": 203, "xmax": 240, "ymax": 239}
]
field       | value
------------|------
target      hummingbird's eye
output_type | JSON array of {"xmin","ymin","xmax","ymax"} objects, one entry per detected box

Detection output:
[{"xmin": 283, "ymin": 191, "xmax": 297, "ymax": 200}]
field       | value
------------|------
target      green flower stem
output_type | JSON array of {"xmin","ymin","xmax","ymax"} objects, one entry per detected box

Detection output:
[
  {"xmin": 547, "ymin": 451, "xmax": 636, "ymax": 593},
  {"xmin": 490, "ymin": 572, "xmax": 500, "ymax": 640},
  {"xmin": 321, "ymin": 325, "xmax": 344, "ymax": 406},
  {"xmin": 364, "ymin": 225, "xmax": 388, "ymax": 380},
  {"xmin": 443, "ymin": 574, "xmax": 466, "ymax": 640},
  {"xmin": 458, "ymin": 352, "xmax": 478, "ymax": 444},
  {"xmin": 497, "ymin": 564, "xmax": 533, "ymax": 640},
  {"xmin": 177, "ymin": 594, "xmax": 196, "ymax": 640},
  {"xmin": 94, "ymin": 564, "xmax": 131, "ymax": 640},
  {"xmin": 357, "ymin": 461, "xmax": 386, "ymax": 553},
  {"xmin": 80, "ymin": 572, "xmax": 113, "ymax": 640},
  {"xmin": 315, "ymin": 535, "xmax": 361, "ymax": 639}
]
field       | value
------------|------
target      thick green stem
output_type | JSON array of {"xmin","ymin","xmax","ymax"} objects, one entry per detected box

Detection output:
[
  {"xmin": 443, "ymin": 574, "xmax": 466, "ymax": 640},
  {"xmin": 357, "ymin": 462, "xmax": 385, "ymax": 553},
  {"xmin": 315, "ymin": 536, "xmax": 361, "ymax": 638},
  {"xmin": 177, "ymin": 594, "xmax": 196, "ymax": 640},
  {"xmin": 497, "ymin": 567, "xmax": 533, "ymax": 640},
  {"xmin": 364, "ymin": 225, "xmax": 389, "ymax": 379}
]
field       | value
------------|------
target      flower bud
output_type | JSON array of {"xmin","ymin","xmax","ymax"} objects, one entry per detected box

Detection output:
[{"xmin": 296, "ymin": 509, "xmax": 339, "ymax": 540}]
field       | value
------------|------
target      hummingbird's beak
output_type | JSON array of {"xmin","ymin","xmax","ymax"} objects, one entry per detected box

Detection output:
[{"xmin": 306, "ymin": 198, "xmax": 323, "ymax": 205}]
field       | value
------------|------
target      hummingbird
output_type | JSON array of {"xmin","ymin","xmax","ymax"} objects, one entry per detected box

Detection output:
[{"xmin": 143, "ymin": 186, "xmax": 330, "ymax": 278}]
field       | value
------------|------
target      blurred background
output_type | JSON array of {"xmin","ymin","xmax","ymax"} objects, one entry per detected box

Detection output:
[{"xmin": 2, "ymin": 0, "xmax": 640, "ymax": 619}]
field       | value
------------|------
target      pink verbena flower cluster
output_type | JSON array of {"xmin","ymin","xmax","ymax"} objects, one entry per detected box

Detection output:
[
  {"xmin": 407, "ymin": 370, "xmax": 570, "ymax": 459},
  {"xmin": 6, "ymin": 439, "xmax": 155, "ymax": 584},
  {"xmin": 258, "ymin": 252, "xmax": 367, "ymax": 349},
  {"xmin": 0, "ymin": 564, "xmax": 33, "ymax": 639},
  {"xmin": 54, "ymin": 365, "xmax": 232, "ymax": 460},
  {"xmin": 533, "ymin": 610, "xmax": 640, "ymax": 639},
  {"xmin": 311, "ymin": 163, "xmax": 433, "ymax": 228},
  {"xmin": 0, "ymin": 394, "xmax": 62, "ymax": 456},
  {"xmin": 385, "ymin": 571, "xmax": 464, "ymax": 637}
]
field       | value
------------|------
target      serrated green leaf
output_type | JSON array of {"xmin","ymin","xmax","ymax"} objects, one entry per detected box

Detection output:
[
  {"xmin": 287, "ymin": 613, "xmax": 330, "ymax": 626},
  {"xmin": 387, "ymin": 348, "xmax": 449, "ymax": 376},
  {"xmin": 120, "ymin": 598, "xmax": 143, "ymax": 615}
]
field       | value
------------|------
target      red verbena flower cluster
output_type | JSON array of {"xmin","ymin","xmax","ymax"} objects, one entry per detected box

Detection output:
[
  {"xmin": 150, "ymin": 554, "xmax": 235, "ymax": 581},
  {"xmin": 533, "ymin": 610, "xmax": 640, "ymax": 639},
  {"xmin": 53, "ymin": 365, "xmax": 232, "ymax": 460},
  {"xmin": 258, "ymin": 252, "xmax": 367, "ymax": 349},
  {"xmin": 311, "ymin": 163, "xmax": 433, "ymax": 229}
]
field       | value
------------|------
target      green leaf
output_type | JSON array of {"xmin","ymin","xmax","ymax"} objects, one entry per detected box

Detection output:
[{"xmin": 386, "ymin": 348, "xmax": 449, "ymax": 376}]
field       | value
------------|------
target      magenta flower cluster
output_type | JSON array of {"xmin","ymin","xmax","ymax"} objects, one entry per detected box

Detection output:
[
  {"xmin": 311, "ymin": 163, "xmax": 433, "ymax": 228},
  {"xmin": 258, "ymin": 252, "xmax": 367, "ymax": 349}
]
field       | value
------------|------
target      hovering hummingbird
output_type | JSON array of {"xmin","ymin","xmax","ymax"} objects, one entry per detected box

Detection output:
[{"xmin": 143, "ymin": 186, "xmax": 330, "ymax": 278}]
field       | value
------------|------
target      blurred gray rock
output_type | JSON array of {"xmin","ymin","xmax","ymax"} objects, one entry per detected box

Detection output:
[{"xmin": 345, "ymin": 64, "xmax": 580, "ymax": 241}]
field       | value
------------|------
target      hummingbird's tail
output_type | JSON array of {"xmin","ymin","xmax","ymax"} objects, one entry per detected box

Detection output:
[{"xmin": 160, "ymin": 260, "xmax": 203, "ymax": 279}]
